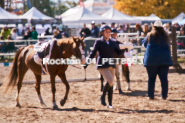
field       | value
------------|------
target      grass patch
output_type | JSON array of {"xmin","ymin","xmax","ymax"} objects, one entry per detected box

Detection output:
[{"xmin": 178, "ymin": 58, "xmax": 185, "ymax": 63}]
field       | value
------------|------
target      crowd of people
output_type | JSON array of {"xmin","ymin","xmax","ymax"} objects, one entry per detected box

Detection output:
[
  {"xmin": 0, "ymin": 21, "xmax": 185, "ymax": 53},
  {"xmin": 0, "ymin": 26, "xmax": 17, "ymax": 52},
  {"xmin": 79, "ymin": 21, "xmax": 185, "ymax": 49},
  {"xmin": 0, "ymin": 25, "xmax": 69, "ymax": 53}
]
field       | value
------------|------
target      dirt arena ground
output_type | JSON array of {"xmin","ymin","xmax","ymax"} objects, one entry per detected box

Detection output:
[{"xmin": 0, "ymin": 64, "xmax": 185, "ymax": 123}]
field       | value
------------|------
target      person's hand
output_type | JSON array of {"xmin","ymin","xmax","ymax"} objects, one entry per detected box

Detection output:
[
  {"xmin": 83, "ymin": 63, "xmax": 88, "ymax": 69},
  {"xmin": 125, "ymin": 48, "xmax": 128, "ymax": 52}
]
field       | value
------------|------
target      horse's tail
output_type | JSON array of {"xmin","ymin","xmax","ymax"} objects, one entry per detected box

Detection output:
[{"xmin": 1, "ymin": 47, "xmax": 25, "ymax": 95}]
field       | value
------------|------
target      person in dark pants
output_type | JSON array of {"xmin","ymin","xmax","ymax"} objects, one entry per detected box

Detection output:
[
  {"xmin": 84, "ymin": 25, "xmax": 127, "ymax": 108},
  {"xmin": 142, "ymin": 20, "xmax": 173, "ymax": 100}
]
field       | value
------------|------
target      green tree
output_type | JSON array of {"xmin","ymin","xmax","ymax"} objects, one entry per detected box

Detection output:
[
  {"xmin": 32, "ymin": 0, "xmax": 54, "ymax": 17},
  {"xmin": 65, "ymin": 1, "xmax": 77, "ymax": 8},
  {"xmin": 0, "ymin": 0, "xmax": 4, "ymax": 8},
  {"xmin": 114, "ymin": 0, "xmax": 185, "ymax": 19}
]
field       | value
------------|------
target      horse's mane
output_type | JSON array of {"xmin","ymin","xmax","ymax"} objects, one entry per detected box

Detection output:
[
  {"xmin": 57, "ymin": 37, "xmax": 80, "ymax": 45},
  {"xmin": 57, "ymin": 38, "xmax": 73, "ymax": 45}
]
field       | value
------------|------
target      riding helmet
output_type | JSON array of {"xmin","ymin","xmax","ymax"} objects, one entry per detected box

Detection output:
[
  {"xmin": 100, "ymin": 25, "xmax": 111, "ymax": 32},
  {"xmin": 111, "ymin": 28, "xmax": 118, "ymax": 34}
]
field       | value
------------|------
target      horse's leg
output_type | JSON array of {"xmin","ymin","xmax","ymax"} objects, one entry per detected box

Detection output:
[
  {"xmin": 50, "ymin": 74, "xmax": 58, "ymax": 109},
  {"xmin": 16, "ymin": 65, "xmax": 28, "ymax": 107},
  {"xmin": 100, "ymin": 73, "xmax": 104, "ymax": 92},
  {"xmin": 58, "ymin": 73, "xmax": 70, "ymax": 106},
  {"xmin": 122, "ymin": 64, "xmax": 131, "ymax": 91},
  {"xmin": 34, "ymin": 73, "xmax": 46, "ymax": 106},
  {"xmin": 115, "ymin": 64, "xmax": 123, "ymax": 94}
]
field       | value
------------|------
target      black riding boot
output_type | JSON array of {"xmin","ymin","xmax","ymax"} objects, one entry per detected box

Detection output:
[
  {"xmin": 100, "ymin": 74, "xmax": 104, "ymax": 92},
  {"xmin": 108, "ymin": 86, "xmax": 113, "ymax": 108},
  {"xmin": 100, "ymin": 82, "xmax": 110, "ymax": 106}
]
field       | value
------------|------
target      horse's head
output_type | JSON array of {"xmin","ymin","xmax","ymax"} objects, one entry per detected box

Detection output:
[{"xmin": 72, "ymin": 36, "xmax": 86, "ymax": 64}]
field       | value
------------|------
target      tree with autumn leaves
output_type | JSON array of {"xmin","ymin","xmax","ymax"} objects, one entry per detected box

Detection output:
[{"xmin": 113, "ymin": 0, "xmax": 185, "ymax": 19}]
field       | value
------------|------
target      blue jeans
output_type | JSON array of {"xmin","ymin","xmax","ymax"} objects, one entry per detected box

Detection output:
[{"xmin": 146, "ymin": 65, "xmax": 169, "ymax": 98}]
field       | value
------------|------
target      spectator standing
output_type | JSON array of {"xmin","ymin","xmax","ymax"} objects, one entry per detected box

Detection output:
[
  {"xmin": 174, "ymin": 23, "xmax": 180, "ymax": 31},
  {"xmin": 142, "ymin": 23, "xmax": 150, "ymax": 37},
  {"xmin": 21, "ymin": 29, "xmax": 25, "ymax": 36},
  {"xmin": 111, "ymin": 22, "xmax": 116, "ymax": 29},
  {"xmin": 26, "ymin": 27, "xmax": 32, "ymax": 38},
  {"xmin": 177, "ymin": 28, "xmax": 185, "ymax": 48},
  {"xmin": 126, "ymin": 24, "xmax": 131, "ymax": 33},
  {"xmin": 178, "ymin": 28, "xmax": 185, "ymax": 37},
  {"xmin": 165, "ymin": 23, "xmax": 172, "ymax": 32},
  {"xmin": 11, "ymin": 28, "xmax": 18, "ymax": 40},
  {"xmin": 31, "ymin": 26, "xmax": 38, "ymax": 40},
  {"xmin": 117, "ymin": 25, "xmax": 124, "ymax": 33},
  {"xmin": 135, "ymin": 23, "xmax": 143, "ymax": 36},
  {"xmin": 0, "ymin": 36, "xmax": 5, "ymax": 53},
  {"xmin": 177, "ymin": 40, "xmax": 185, "ymax": 49},
  {"xmin": 53, "ymin": 30, "xmax": 62, "ymax": 39},
  {"xmin": 45, "ymin": 28, "xmax": 51, "ymax": 35},
  {"xmin": 52, "ymin": 26, "xmax": 57, "ymax": 34},
  {"xmin": 101, "ymin": 22, "xmax": 106, "ymax": 27},
  {"xmin": 56, "ymin": 28, "xmax": 62, "ymax": 38},
  {"xmin": 6, "ymin": 36, "xmax": 15, "ymax": 52},
  {"xmin": 142, "ymin": 20, "xmax": 173, "ymax": 100},
  {"xmin": 23, "ymin": 27, "xmax": 32, "ymax": 39},
  {"xmin": 91, "ymin": 21, "xmax": 99, "ymax": 37},
  {"xmin": 80, "ymin": 23, "xmax": 91, "ymax": 38},
  {"xmin": 0, "ymin": 26, "xmax": 11, "ymax": 39}
]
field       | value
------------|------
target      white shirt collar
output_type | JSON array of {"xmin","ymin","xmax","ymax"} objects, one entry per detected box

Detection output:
[{"xmin": 111, "ymin": 37, "xmax": 117, "ymax": 41}]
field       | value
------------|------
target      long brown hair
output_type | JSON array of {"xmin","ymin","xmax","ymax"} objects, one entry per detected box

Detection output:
[{"xmin": 148, "ymin": 26, "xmax": 170, "ymax": 45}]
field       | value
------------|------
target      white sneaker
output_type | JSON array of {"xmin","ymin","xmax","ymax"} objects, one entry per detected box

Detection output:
[{"xmin": 107, "ymin": 105, "xmax": 114, "ymax": 109}]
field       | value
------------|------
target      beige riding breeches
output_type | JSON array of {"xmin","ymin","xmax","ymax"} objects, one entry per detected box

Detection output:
[{"xmin": 98, "ymin": 67, "xmax": 115, "ymax": 87}]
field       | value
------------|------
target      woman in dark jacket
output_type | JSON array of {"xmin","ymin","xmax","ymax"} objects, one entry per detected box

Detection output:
[
  {"xmin": 84, "ymin": 25, "xmax": 127, "ymax": 108},
  {"xmin": 142, "ymin": 21, "xmax": 173, "ymax": 100}
]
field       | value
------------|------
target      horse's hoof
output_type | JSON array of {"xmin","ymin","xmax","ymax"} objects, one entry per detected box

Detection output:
[
  {"xmin": 127, "ymin": 88, "xmax": 131, "ymax": 91},
  {"xmin": 119, "ymin": 89, "xmax": 124, "ymax": 94},
  {"xmin": 53, "ymin": 105, "xmax": 58, "ymax": 110},
  {"xmin": 41, "ymin": 103, "xmax": 47, "ymax": 107},
  {"xmin": 60, "ymin": 99, "xmax": 66, "ymax": 106},
  {"xmin": 16, "ymin": 103, "xmax": 21, "ymax": 108}
]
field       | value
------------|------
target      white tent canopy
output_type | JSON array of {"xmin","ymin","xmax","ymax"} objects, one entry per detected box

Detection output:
[
  {"xmin": 21, "ymin": 7, "xmax": 53, "ymax": 20},
  {"xmin": 0, "ymin": 7, "xmax": 20, "ymax": 20},
  {"xmin": 133, "ymin": 14, "xmax": 161, "ymax": 22},
  {"xmin": 101, "ymin": 7, "xmax": 141, "ymax": 23},
  {"xmin": 60, "ymin": 0, "xmax": 111, "ymax": 18},
  {"xmin": 172, "ymin": 12, "xmax": 185, "ymax": 24},
  {"xmin": 77, "ymin": 0, "xmax": 111, "ymax": 15},
  {"xmin": 62, "ymin": 7, "xmax": 110, "ymax": 24},
  {"xmin": 149, "ymin": 14, "xmax": 160, "ymax": 18},
  {"xmin": 60, "ymin": 7, "xmax": 80, "ymax": 18}
]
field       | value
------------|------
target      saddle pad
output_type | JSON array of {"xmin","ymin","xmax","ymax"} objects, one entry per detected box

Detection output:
[
  {"xmin": 33, "ymin": 39, "xmax": 57, "ymax": 66},
  {"xmin": 34, "ymin": 41, "xmax": 49, "ymax": 53}
]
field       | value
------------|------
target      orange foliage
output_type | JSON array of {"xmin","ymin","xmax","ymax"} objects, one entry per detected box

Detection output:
[{"xmin": 113, "ymin": 0, "xmax": 185, "ymax": 18}]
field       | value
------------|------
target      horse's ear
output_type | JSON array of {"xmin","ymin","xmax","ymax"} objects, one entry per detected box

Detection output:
[
  {"xmin": 81, "ymin": 36, "xmax": 84, "ymax": 41},
  {"xmin": 72, "ymin": 37, "xmax": 76, "ymax": 48},
  {"xmin": 72, "ymin": 36, "xmax": 76, "ymax": 43}
]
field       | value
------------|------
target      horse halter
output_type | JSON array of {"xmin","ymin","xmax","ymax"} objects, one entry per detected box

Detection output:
[
  {"xmin": 79, "ymin": 44, "xmax": 86, "ymax": 60},
  {"xmin": 75, "ymin": 43, "xmax": 85, "ymax": 60}
]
